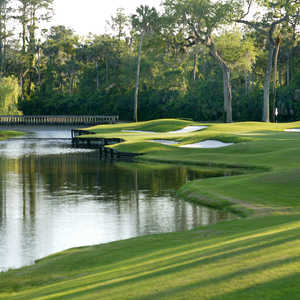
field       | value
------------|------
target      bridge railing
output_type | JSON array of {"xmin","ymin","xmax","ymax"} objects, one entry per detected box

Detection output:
[{"xmin": 0, "ymin": 115, "xmax": 119, "ymax": 126}]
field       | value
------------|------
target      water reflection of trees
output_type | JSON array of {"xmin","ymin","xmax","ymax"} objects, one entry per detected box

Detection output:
[
  {"xmin": 30, "ymin": 152, "xmax": 198, "ymax": 199},
  {"xmin": 0, "ymin": 158, "xmax": 6, "ymax": 224},
  {"xmin": 0, "ymin": 157, "xmax": 38, "ymax": 228},
  {"xmin": 0, "ymin": 152, "xmax": 234, "ymax": 228}
]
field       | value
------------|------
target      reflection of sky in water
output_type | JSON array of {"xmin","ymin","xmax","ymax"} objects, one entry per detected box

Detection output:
[
  {"xmin": 0, "ymin": 126, "xmax": 233, "ymax": 271},
  {"xmin": 1, "ymin": 190, "xmax": 217, "ymax": 271},
  {"xmin": 0, "ymin": 139, "xmax": 94, "ymax": 158},
  {"xmin": 0, "ymin": 126, "xmax": 94, "ymax": 158}
]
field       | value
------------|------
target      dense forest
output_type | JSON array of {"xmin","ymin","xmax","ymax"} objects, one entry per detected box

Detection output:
[{"xmin": 0, "ymin": 0, "xmax": 299, "ymax": 122}]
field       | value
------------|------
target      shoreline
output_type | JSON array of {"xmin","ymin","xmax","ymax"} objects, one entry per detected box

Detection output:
[{"xmin": 0, "ymin": 129, "xmax": 24, "ymax": 140}]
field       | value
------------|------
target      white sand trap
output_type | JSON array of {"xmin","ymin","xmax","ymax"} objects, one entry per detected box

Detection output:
[
  {"xmin": 168, "ymin": 126, "xmax": 207, "ymax": 134},
  {"xmin": 122, "ymin": 126, "xmax": 207, "ymax": 134},
  {"xmin": 285, "ymin": 128, "xmax": 300, "ymax": 132},
  {"xmin": 181, "ymin": 140, "xmax": 233, "ymax": 149},
  {"xmin": 150, "ymin": 140, "xmax": 179, "ymax": 145},
  {"xmin": 122, "ymin": 130, "xmax": 155, "ymax": 133}
]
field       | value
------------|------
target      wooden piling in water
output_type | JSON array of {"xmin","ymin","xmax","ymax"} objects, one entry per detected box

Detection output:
[{"xmin": 71, "ymin": 131, "xmax": 141, "ymax": 160}]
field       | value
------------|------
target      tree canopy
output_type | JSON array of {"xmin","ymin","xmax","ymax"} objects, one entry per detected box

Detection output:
[{"xmin": 0, "ymin": 0, "xmax": 299, "ymax": 122}]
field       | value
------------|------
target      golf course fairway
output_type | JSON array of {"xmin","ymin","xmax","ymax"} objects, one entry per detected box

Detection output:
[{"xmin": 1, "ymin": 119, "xmax": 300, "ymax": 300}]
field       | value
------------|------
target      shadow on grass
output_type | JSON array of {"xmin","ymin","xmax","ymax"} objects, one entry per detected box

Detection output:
[
  {"xmin": 13, "ymin": 227, "xmax": 300, "ymax": 299},
  {"xmin": 41, "ymin": 255, "xmax": 300, "ymax": 300},
  {"xmin": 210, "ymin": 271, "xmax": 300, "ymax": 300}
]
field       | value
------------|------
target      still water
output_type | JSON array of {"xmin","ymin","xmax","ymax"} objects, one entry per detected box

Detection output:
[{"xmin": 0, "ymin": 127, "xmax": 233, "ymax": 271}]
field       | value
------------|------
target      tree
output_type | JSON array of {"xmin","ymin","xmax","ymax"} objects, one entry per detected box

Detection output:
[
  {"xmin": 235, "ymin": 0, "xmax": 300, "ymax": 122},
  {"xmin": 215, "ymin": 29, "xmax": 257, "ymax": 97},
  {"xmin": 16, "ymin": 0, "xmax": 53, "ymax": 98},
  {"xmin": 0, "ymin": 0, "xmax": 12, "ymax": 77},
  {"xmin": 42, "ymin": 26, "xmax": 79, "ymax": 95},
  {"xmin": 163, "ymin": 0, "xmax": 237, "ymax": 122},
  {"xmin": 283, "ymin": 13, "xmax": 300, "ymax": 85},
  {"xmin": 0, "ymin": 76, "xmax": 21, "ymax": 114},
  {"xmin": 131, "ymin": 5, "xmax": 159, "ymax": 122},
  {"xmin": 272, "ymin": 32, "xmax": 281, "ymax": 121},
  {"xmin": 109, "ymin": 8, "xmax": 129, "ymax": 42}
]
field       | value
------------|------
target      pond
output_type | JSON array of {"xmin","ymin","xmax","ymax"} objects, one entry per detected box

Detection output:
[{"xmin": 0, "ymin": 126, "xmax": 234, "ymax": 272}]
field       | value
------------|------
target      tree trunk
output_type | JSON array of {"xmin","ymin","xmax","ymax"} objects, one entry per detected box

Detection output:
[
  {"xmin": 27, "ymin": 8, "xmax": 37, "ymax": 97},
  {"xmin": 37, "ymin": 45, "xmax": 41, "ymax": 88},
  {"xmin": 272, "ymin": 35, "xmax": 281, "ymax": 122},
  {"xmin": 0, "ymin": 18, "xmax": 3, "ymax": 77},
  {"xmin": 208, "ymin": 41, "xmax": 232, "ymax": 123},
  {"xmin": 69, "ymin": 74, "xmax": 73, "ymax": 96},
  {"xmin": 134, "ymin": 32, "xmax": 144, "ymax": 122},
  {"xmin": 263, "ymin": 36, "xmax": 275, "ymax": 122},
  {"xmin": 1, "ymin": 42, "xmax": 6, "ymax": 76},
  {"xmin": 21, "ymin": 10, "xmax": 26, "ymax": 54},
  {"xmin": 1, "ymin": 8, "xmax": 7, "ymax": 77},
  {"xmin": 251, "ymin": 70, "xmax": 255, "ymax": 90},
  {"xmin": 20, "ymin": 69, "xmax": 29, "ymax": 100},
  {"xmin": 20, "ymin": 74, "xmax": 24, "ymax": 100},
  {"xmin": 105, "ymin": 60, "xmax": 109, "ymax": 84},
  {"xmin": 60, "ymin": 76, "xmax": 63, "ymax": 94},
  {"xmin": 286, "ymin": 58, "xmax": 290, "ymax": 86},
  {"xmin": 278, "ymin": 68, "xmax": 282, "ymax": 87},
  {"xmin": 245, "ymin": 73, "xmax": 250, "ymax": 96},
  {"xmin": 20, "ymin": 3, "xmax": 28, "ymax": 100},
  {"xmin": 223, "ymin": 67, "xmax": 232, "ymax": 123},
  {"xmin": 96, "ymin": 61, "xmax": 99, "ymax": 89},
  {"xmin": 223, "ymin": 72, "xmax": 228, "ymax": 121},
  {"xmin": 193, "ymin": 49, "xmax": 197, "ymax": 81}
]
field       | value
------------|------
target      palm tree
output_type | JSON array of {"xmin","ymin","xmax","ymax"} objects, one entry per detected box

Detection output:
[{"xmin": 131, "ymin": 5, "xmax": 159, "ymax": 122}]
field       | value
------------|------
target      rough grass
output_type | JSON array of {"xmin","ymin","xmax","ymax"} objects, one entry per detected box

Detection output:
[{"xmin": 2, "ymin": 119, "xmax": 300, "ymax": 299}]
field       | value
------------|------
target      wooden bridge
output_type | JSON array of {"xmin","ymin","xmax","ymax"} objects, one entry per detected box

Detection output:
[
  {"xmin": 0, "ymin": 115, "xmax": 119, "ymax": 126},
  {"xmin": 71, "ymin": 129, "xmax": 141, "ymax": 160}
]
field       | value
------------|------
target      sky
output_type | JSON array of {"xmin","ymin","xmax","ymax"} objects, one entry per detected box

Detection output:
[{"xmin": 51, "ymin": 0, "xmax": 162, "ymax": 36}]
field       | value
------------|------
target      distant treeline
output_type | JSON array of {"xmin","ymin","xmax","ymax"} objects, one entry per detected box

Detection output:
[{"xmin": 0, "ymin": 0, "xmax": 299, "ymax": 122}]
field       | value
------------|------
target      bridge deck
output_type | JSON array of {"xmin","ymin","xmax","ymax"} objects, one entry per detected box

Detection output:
[{"xmin": 0, "ymin": 115, "xmax": 118, "ymax": 126}]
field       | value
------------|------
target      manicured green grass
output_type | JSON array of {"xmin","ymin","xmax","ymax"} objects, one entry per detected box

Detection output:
[
  {"xmin": 0, "ymin": 130, "xmax": 23, "ymax": 140},
  {"xmin": 87, "ymin": 119, "xmax": 197, "ymax": 134},
  {"xmin": 2, "ymin": 215, "xmax": 300, "ymax": 299},
  {"xmin": 2, "ymin": 119, "xmax": 300, "ymax": 299}
]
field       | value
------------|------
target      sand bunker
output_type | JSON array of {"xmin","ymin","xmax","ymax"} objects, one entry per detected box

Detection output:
[
  {"xmin": 168, "ymin": 126, "xmax": 207, "ymax": 133},
  {"xmin": 122, "ymin": 130, "xmax": 155, "ymax": 133},
  {"xmin": 150, "ymin": 140, "xmax": 179, "ymax": 145},
  {"xmin": 180, "ymin": 140, "xmax": 233, "ymax": 149},
  {"xmin": 122, "ymin": 126, "xmax": 207, "ymax": 134},
  {"xmin": 284, "ymin": 128, "xmax": 300, "ymax": 132}
]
